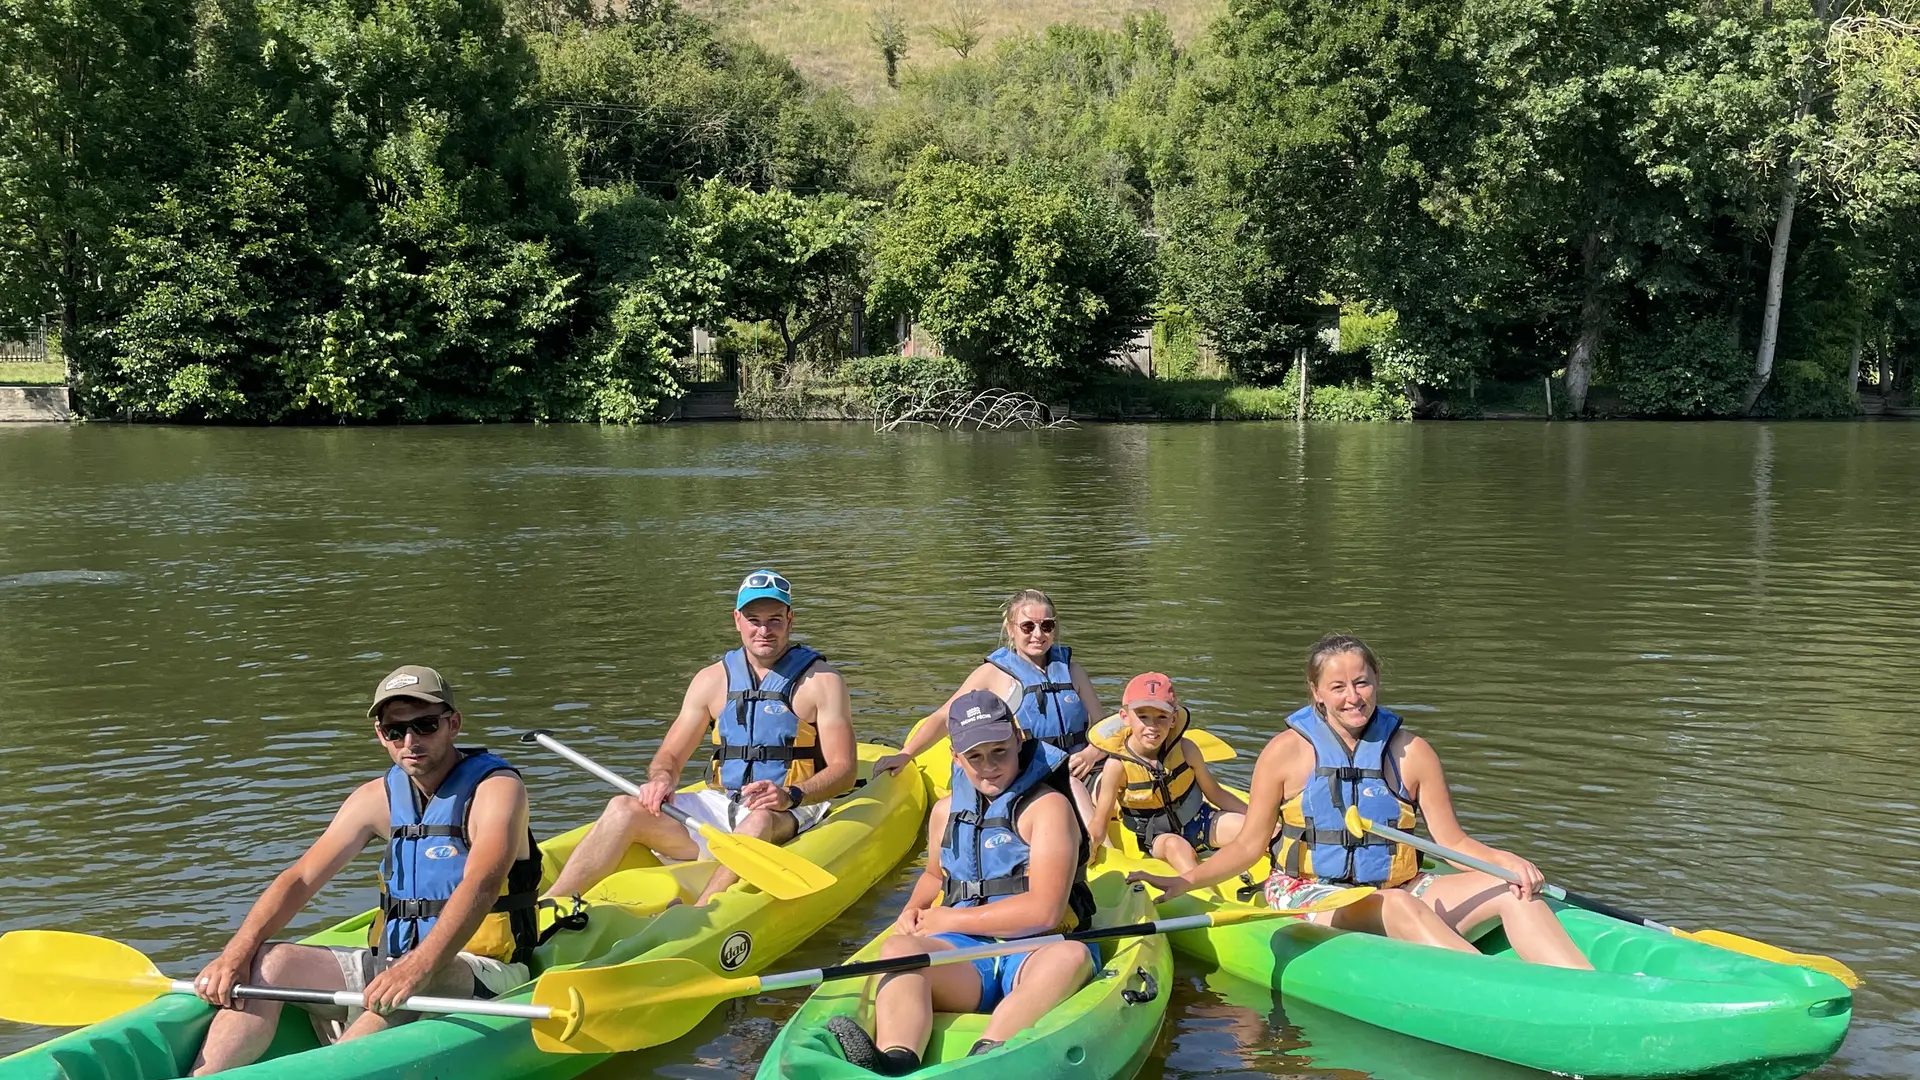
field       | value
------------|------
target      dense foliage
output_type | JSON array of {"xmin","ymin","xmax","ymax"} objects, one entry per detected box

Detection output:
[{"xmin": 1, "ymin": 0, "xmax": 1915, "ymax": 420}]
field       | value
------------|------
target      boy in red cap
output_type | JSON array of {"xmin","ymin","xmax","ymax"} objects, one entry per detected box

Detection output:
[{"xmin": 1089, "ymin": 673, "xmax": 1247, "ymax": 872}]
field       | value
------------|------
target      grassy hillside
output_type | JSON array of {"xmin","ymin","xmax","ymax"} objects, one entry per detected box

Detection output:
[{"xmin": 684, "ymin": 0, "xmax": 1223, "ymax": 101}]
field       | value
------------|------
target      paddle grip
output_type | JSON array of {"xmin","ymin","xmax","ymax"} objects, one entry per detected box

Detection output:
[{"xmin": 1550, "ymin": 888, "xmax": 1669, "ymax": 932}]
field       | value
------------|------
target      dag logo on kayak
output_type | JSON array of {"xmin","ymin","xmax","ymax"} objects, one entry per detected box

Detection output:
[{"xmin": 719, "ymin": 931, "xmax": 752, "ymax": 971}]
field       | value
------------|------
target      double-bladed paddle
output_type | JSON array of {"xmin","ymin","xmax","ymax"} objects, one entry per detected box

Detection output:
[
  {"xmin": 0, "ymin": 930, "xmax": 584, "ymax": 1043},
  {"xmin": 1341, "ymin": 807, "xmax": 1860, "ymax": 988},
  {"xmin": 524, "ymin": 884, "xmax": 1377, "ymax": 1053},
  {"xmin": 521, "ymin": 730, "xmax": 837, "ymax": 901}
]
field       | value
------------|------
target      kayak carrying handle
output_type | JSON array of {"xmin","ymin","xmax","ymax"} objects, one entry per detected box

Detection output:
[{"xmin": 1120, "ymin": 968, "xmax": 1159, "ymax": 1006}]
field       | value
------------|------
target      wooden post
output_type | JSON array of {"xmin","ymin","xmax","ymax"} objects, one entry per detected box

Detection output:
[
  {"xmin": 1295, "ymin": 347, "xmax": 1309, "ymax": 422},
  {"xmin": 1544, "ymin": 375, "xmax": 1554, "ymax": 419},
  {"xmin": 850, "ymin": 297, "xmax": 865, "ymax": 358}
]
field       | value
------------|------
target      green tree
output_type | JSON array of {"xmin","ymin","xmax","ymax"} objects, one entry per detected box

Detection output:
[
  {"xmin": 869, "ymin": 151, "xmax": 1152, "ymax": 389},
  {"xmin": 676, "ymin": 180, "xmax": 873, "ymax": 373}
]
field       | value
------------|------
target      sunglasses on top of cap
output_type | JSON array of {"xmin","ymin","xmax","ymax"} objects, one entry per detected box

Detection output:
[
  {"xmin": 377, "ymin": 711, "xmax": 451, "ymax": 742},
  {"xmin": 742, "ymin": 571, "xmax": 791, "ymax": 592},
  {"xmin": 1017, "ymin": 618, "xmax": 1057, "ymax": 635}
]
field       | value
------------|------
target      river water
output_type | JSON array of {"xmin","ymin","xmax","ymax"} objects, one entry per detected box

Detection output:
[{"xmin": 0, "ymin": 422, "xmax": 1914, "ymax": 1079}]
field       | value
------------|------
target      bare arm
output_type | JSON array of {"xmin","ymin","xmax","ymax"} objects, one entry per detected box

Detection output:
[
  {"xmin": 928, "ymin": 791, "xmax": 1080, "ymax": 940},
  {"xmin": 1068, "ymin": 661, "xmax": 1103, "ymax": 720},
  {"xmin": 893, "ymin": 799, "xmax": 952, "ymax": 932},
  {"xmin": 648, "ymin": 664, "xmax": 725, "ymax": 783},
  {"xmin": 1187, "ymin": 745, "xmax": 1249, "ymax": 815},
  {"xmin": 1090, "ymin": 758, "xmax": 1125, "ymax": 849},
  {"xmin": 194, "ymin": 779, "xmax": 385, "ymax": 1005},
  {"xmin": 1398, "ymin": 734, "xmax": 1547, "ymax": 897},
  {"xmin": 795, "ymin": 665, "xmax": 857, "ymax": 802}
]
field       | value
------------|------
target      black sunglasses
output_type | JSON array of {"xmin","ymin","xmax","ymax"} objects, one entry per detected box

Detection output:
[
  {"xmin": 1017, "ymin": 619, "xmax": 1058, "ymax": 635},
  {"xmin": 377, "ymin": 711, "xmax": 451, "ymax": 743}
]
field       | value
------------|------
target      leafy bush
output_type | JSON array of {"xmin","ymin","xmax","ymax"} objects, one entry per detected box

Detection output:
[{"xmin": 1606, "ymin": 314, "xmax": 1748, "ymax": 417}]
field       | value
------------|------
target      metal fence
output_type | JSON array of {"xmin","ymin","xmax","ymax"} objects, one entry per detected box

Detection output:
[{"xmin": 1, "ymin": 318, "xmax": 49, "ymax": 363}]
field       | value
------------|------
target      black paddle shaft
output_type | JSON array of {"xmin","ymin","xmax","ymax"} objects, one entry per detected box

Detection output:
[{"xmin": 819, "ymin": 918, "xmax": 1177, "ymax": 983}]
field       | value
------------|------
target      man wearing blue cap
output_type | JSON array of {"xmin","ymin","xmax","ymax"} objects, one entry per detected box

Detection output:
[{"xmin": 542, "ymin": 570, "xmax": 857, "ymax": 906}]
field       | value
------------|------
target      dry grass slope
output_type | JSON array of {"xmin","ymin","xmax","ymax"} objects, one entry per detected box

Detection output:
[{"xmin": 684, "ymin": 0, "xmax": 1223, "ymax": 101}]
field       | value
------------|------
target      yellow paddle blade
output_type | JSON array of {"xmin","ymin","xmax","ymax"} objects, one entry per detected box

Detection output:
[
  {"xmin": 531, "ymin": 957, "xmax": 755, "ymax": 1054},
  {"xmin": 1680, "ymin": 929, "xmax": 1862, "ymax": 988},
  {"xmin": 0, "ymin": 931, "xmax": 174, "ymax": 1026},
  {"xmin": 1342, "ymin": 805, "xmax": 1373, "ymax": 839},
  {"xmin": 1210, "ymin": 886, "xmax": 1377, "ymax": 924},
  {"xmin": 696, "ymin": 824, "xmax": 837, "ymax": 900},
  {"xmin": 1185, "ymin": 729, "xmax": 1238, "ymax": 762}
]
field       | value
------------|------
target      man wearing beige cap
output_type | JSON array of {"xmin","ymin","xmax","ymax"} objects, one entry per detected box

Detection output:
[{"xmin": 187, "ymin": 666, "xmax": 542, "ymax": 1074}]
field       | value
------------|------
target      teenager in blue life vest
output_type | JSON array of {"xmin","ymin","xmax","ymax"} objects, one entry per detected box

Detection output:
[
  {"xmin": 873, "ymin": 589, "xmax": 1104, "ymax": 825},
  {"xmin": 541, "ymin": 570, "xmax": 857, "ymax": 907},
  {"xmin": 191, "ymin": 666, "xmax": 541, "ymax": 1073},
  {"xmin": 828, "ymin": 691, "xmax": 1097, "ymax": 1074},
  {"xmin": 1128, "ymin": 635, "xmax": 1592, "ymax": 968}
]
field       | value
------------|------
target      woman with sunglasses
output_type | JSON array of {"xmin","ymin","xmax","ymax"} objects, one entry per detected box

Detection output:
[{"xmin": 875, "ymin": 590, "xmax": 1104, "ymax": 823}]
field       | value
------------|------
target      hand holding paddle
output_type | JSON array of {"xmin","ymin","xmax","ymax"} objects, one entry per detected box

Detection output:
[
  {"xmin": 521, "ymin": 730, "xmax": 837, "ymax": 901},
  {"xmin": 1342, "ymin": 807, "xmax": 1861, "ymax": 988},
  {"xmin": 524, "ymin": 883, "xmax": 1376, "ymax": 1053}
]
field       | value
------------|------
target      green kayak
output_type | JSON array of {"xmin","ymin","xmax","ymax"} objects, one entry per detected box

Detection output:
[
  {"xmin": 1099, "ymin": 836, "xmax": 1852, "ymax": 1080},
  {"xmin": 1, "ymin": 746, "xmax": 927, "ymax": 1080},
  {"xmin": 757, "ymin": 870, "xmax": 1170, "ymax": 1079}
]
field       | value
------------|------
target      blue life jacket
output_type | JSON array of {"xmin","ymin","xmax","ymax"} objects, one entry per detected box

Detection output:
[
  {"xmin": 710, "ymin": 645, "xmax": 825, "ymax": 793},
  {"xmin": 1270, "ymin": 706, "xmax": 1420, "ymax": 887},
  {"xmin": 940, "ymin": 741, "xmax": 1097, "ymax": 932},
  {"xmin": 986, "ymin": 645, "xmax": 1089, "ymax": 753},
  {"xmin": 377, "ymin": 749, "xmax": 542, "ymax": 965}
]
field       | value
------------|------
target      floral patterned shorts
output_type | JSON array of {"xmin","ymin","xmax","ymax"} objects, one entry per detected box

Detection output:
[{"xmin": 1262, "ymin": 870, "xmax": 1437, "ymax": 915}]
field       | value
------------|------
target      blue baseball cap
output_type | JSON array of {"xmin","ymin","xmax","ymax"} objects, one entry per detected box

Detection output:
[
  {"xmin": 949, "ymin": 690, "xmax": 1019, "ymax": 752},
  {"xmin": 735, "ymin": 569, "xmax": 792, "ymax": 610}
]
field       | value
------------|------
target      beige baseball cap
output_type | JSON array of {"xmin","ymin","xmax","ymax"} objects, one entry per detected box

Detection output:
[{"xmin": 367, "ymin": 665, "xmax": 455, "ymax": 718}]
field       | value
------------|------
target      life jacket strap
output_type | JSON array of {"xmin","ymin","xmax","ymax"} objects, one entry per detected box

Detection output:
[
  {"xmin": 725, "ymin": 688, "xmax": 795, "ymax": 704},
  {"xmin": 1034, "ymin": 731, "xmax": 1087, "ymax": 752},
  {"xmin": 711, "ymin": 744, "xmax": 805, "ymax": 763},
  {"xmin": 942, "ymin": 873, "xmax": 1029, "ymax": 903},
  {"xmin": 392, "ymin": 824, "xmax": 465, "ymax": 840}
]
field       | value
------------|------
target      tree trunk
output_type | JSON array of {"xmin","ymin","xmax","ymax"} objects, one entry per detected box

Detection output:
[
  {"xmin": 1846, "ymin": 319, "xmax": 1864, "ymax": 402},
  {"xmin": 1744, "ymin": 0, "xmax": 1833, "ymax": 415},
  {"xmin": 1745, "ymin": 160, "xmax": 1802, "ymax": 414},
  {"xmin": 1295, "ymin": 347, "xmax": 1309, "ymax": 421},
  {"xmin": 850, "ymin": 297, "xmax": 865, "ymax": 357},
  {"xmin": 1565, "ymin": 231, "xmax": 1605, "ymax": 416}
]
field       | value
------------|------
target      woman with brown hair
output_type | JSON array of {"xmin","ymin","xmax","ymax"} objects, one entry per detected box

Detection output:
[{"xmin": 1128, "ymin": 634, "xmax": 1590, "ymax": 967}]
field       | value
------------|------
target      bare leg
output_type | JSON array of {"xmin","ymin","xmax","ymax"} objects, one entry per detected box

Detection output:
[
  {"xmin": 1322, "ymin": 888, "xmax": 1481, "ymax": 953},
  {"xmin": 544, "ymin": 795, "xmax": 699, "ymax": 899},
  {"xmin": 979, "ymin": 941, "xmax": 1094, "ymax": 1043},
  {"xmin": 1416, "ymin": 871, "xmax": 1593, "ymax": 970},
  {"xmin": 693, "ymin": 808, "xmax": 797, "ymax": 905},
  {"xmin": 192, "ymin": 945, "xmax": 344, "ymax": 1075},
  {"xmin": 873, "ymin": 935, "xmax": 980, "ymax": 1060},
  {"xmin": 1149, "ymin": 833, "xmax": 1201, "ymax": 874}
]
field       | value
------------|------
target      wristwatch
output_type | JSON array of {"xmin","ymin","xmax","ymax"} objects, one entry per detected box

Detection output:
[{"xmin": 785, "ymin": 785, "xmax": 806, "ymax": 810}]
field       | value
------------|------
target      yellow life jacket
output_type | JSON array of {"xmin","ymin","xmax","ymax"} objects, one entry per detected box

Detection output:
[{"xmin": 1269, "ymin": 706, "xmax": 1419, "ymax": 888}]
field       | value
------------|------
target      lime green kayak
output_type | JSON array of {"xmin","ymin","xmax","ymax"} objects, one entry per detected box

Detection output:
[
  {"xmin": 2, "ymin": 745, "xmax": 928, "ymax": 1080},
  {"xmin": 1097, "ymin": 835, "xmax": 1851, "ymax": 1080},
  {"xmin": 757, "ymin": 870, "xmax": 1170, "ymax": 1079}
]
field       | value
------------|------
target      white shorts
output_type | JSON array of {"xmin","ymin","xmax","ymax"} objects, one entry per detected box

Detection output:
[
  {"xmin": 665, "ymin": 787, "xmax": 832, "ymax": 862},
  {"xmin": 303, "ymin": 946, "xmax": 530, "ymax": 1042}
]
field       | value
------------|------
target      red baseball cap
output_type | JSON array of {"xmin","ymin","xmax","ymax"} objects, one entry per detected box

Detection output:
[{"xmin": 1122, "ymin": 672, "xmax": 1178, "ymax": 715}]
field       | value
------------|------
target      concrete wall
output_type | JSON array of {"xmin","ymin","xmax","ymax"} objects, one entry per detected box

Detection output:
[{"xmin": 0, "ymin": 385, "xmax": 71, "ymax": 422}]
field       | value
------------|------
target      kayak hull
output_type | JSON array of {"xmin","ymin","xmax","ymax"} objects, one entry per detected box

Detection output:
[
  {"xmin": 2, "ymin": 745, "xmax": 928, "ymax": 1080},
  {"xmin": 1098, "ymin": 836, "xmax": 1851, "ymax": 1080},
  {"xmin": 756, "ymin": 870, "xmax": 1169, "ymax": 1079}
]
